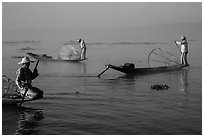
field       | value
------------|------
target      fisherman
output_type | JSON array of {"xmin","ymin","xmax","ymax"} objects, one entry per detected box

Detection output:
[
  {"xmin": 16, "ymin": 56, "xmax": 43, "ymax": 100},
  {"xmin": 175, "ymin": 36, "xmax": 189, "ymax": 66},
  {"xmin": 78, "ymin": 39, "xmax": 87, "ymax": 60}
]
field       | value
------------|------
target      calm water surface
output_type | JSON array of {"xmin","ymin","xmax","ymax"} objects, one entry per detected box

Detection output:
[{"xmin": 2, "ymin": 30, "xmax": 202, "ymax": 134}]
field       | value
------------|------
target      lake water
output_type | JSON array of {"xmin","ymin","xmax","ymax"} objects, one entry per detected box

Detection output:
[{"xmin": 2, "ymin": 23, "xmax": 202, "ymax": 135}]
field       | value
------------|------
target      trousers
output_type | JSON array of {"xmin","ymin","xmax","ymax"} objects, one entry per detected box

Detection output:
[{"xmin": 181, "ymin": 52, "xmax": 188, "ymax": 66}]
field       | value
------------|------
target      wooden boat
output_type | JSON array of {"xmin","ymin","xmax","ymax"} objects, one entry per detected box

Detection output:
[
  {"xmin": 27, "ymin": 52, "xmax": 87, "ymax": 62},
  {"xmin": 97, "ymin": 47, "xmax": 188, "ymax": 77},
  {"xmin": 106, "ymin": 64, "xmax": 188, "ymax": 75}
]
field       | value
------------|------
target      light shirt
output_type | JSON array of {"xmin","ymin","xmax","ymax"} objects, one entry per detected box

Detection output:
[
  {"xmin": 176, "ymin": 40, "xmax": 188, "ymax": 53},
  {"xmin": 80, "ymin": 40, "xmax": 86, "ymax": 49}
]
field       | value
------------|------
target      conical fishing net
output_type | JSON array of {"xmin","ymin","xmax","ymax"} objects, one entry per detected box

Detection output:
[
  {"xmin": 2, "ymin": 74, "xmax": 18, "ymax": 97},
  {"xmin": 58, "ymin": 44, "xmax": 81, "ymax": 60},
  {"xmin": 148, "ymin": 48, "xmax": 180, "ymax": 67}
]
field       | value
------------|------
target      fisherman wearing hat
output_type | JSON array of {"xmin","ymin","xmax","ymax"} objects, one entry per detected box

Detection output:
[
  {"xmin": 16, "ymin": 56, "xmax": 43, "ymax": 100},
  {"xmin": 175, "ymin": 36, "xmax": 189, "ymax": 66},
  {"xmin": 78, "ymin": 39, "xmax": 87, "ymax": 60}
]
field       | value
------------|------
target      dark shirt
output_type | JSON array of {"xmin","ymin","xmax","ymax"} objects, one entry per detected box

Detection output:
[{"xmin": 16, "ymin": 66, "xmax": 38, "ymax": 88}]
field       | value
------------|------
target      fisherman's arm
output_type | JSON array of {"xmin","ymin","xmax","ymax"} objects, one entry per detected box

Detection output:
[
  {"xmin": 175, "ymin": 41, "xmax": 181, "ymax": 45},
  {"xmin": 15, "ymin": 68, "xmax": 23, "ymax": 89},
  {"xmin": 32, "ymin": 68, "xmax": 39, "ymax": 80}
]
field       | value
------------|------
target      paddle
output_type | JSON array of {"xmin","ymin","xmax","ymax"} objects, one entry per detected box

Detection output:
[
  {"xmin": 18, "ymin": 87, "xmax": 28, "ymax": 109},
  {"xmin": 97, "ymin": 65, "xmax": 110, "ymax": 77},
  {"xmin": 34, "ymin": 60, "xmax": 39, "ymax": 70}
]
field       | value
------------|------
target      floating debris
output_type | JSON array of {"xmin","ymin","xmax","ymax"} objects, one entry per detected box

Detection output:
[{"xmin": 151, "ymin": 84, "xmax": 169, "ymax": 90}]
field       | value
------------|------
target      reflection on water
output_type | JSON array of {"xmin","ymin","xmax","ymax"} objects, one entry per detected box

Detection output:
[
  {"xmin": 16, "ymin": 110, "xmax": 44, "ymax": 135},
  {"xmin": 79, "ymin": 62, "xmax": 87, "ymax": 75},
  {"xmin": 2, "ymin": 106, "xmax": 44, "ymax": 135},
  {"xmin": 178, "ymin": 69, "xmax": 190, "ymax": 108},
  {"xmin": 39, "ymin": 61, "xmax": 87, "ymax": 76},
  {"xmin": 179, "ymin": 69, "xmax": 189, "ymax": 94}
]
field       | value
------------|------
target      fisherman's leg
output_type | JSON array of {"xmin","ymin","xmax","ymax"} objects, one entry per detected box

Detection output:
[
  {"xmin": 182, "ymin": 54, "xmax": 185, "ymax": 65},
  {"xmin": 183, "ymin": 53, "xmax": 186, "ymax": 65},
  {"xmin": 30, "ymin": 86, "xmax": 44, "ymax": 100},
  {"xmin": 19, "ymin": 87, "xmax": 35, "ymax": 99},
  {"xmin": 184, "ymin": 52, "xmax": 189, "ymax": 66},
  {"xmin": 84, "ymin": 48, "xmax": 86, "ymax": 59},
  {"xmin": 181, "ymin": 53, "xmax": 184, "ymax": 65},
  {"xmin": 80, "ymin": 53, "xmax": 83, "ymax": 59},
  {"xmin": 20, "ymin": 86, "xmax": 43, "ymax": 100},
  {"xmin": 80, "ymin": 49, "xmax": 83, "ymax": 59},
  {"xmin": 182, "ymin": 53, "xmax": 186, "ymax": 65},
  {"xmin": 81, "ymin": 49, "xmax": 85, "ymax": 59}
]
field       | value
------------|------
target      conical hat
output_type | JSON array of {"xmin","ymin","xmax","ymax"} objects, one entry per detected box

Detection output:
[{"xmin": 18, "ymin": 57, "xmax": 34, "ymax": 65}]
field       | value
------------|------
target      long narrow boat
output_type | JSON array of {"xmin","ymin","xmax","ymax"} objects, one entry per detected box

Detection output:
[
  {"xmin": 107, "ymin": 64, "xmax": 188, "ymax": 75},
  {"xmin": 27, "ymin": 52, "xmax": 87, "ymax": 62}
]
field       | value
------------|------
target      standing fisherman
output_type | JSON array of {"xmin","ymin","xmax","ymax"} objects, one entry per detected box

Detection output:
[
  {"xmin": 175, "ymin": 36, "xmax": 189, "ymax": 66},
  {"xmin": 16, "ymin": 57, "xmax": 43, "ymax": 100},
  {"xmin": 78, "ymin": 39, "xmax": 87, "ymax": 60}
]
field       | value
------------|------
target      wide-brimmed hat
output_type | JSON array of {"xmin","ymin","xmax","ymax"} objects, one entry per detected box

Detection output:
[
  {"xmin": 181, "ymin": 36, "xmax": 186, "ymax": 40},
  {"xmin": 18, "ymin": 56, "xmax": 34, "ymax": 65},
  {"xmin": 78, "ymin": 39, "xmax": 82, "ymax": 43}
]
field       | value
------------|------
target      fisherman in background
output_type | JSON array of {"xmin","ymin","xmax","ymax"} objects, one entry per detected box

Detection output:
[
  {"xmin": 78, "ymin": 39, "xmax": 87, "ymax": 60},
  {"xmin": 16, "ymin": 57, "xmax": 43, "ymax": 100},
  {"xmin": 175, "ymin": 36, "xmax": 189, "ymax": 66}
]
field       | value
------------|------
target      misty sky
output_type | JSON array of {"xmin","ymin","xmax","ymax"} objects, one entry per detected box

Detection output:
[{"xmin": 2, "ymin": 2, "xmax": 201, "ymax": 31}]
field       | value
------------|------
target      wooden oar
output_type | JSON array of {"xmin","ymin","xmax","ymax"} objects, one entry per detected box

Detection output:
[
  {"xmin": 97, "ymin": 65, "xmax": 110, "ymax": 77},
  {"xmin": 18, "ymin": 87, "xmax": 28, "ymax": 109},
  {"xmin": 34, "ymin": 60, "xmax": 39, "ymax": 70}
]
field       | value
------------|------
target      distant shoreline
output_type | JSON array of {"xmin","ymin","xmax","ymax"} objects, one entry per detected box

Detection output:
[{"xmin": 2, "ymin": 40, "xmax": 40, "ymax": 44}]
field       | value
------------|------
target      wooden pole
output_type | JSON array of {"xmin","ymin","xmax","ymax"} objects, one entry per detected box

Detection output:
[
  {"xmin": 97, "ymin": 66, "xmax": 110, "ymax": 77},
  {"xmin": 18, "ymin": 87, "xmax": 28, "ymax": 109}
]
